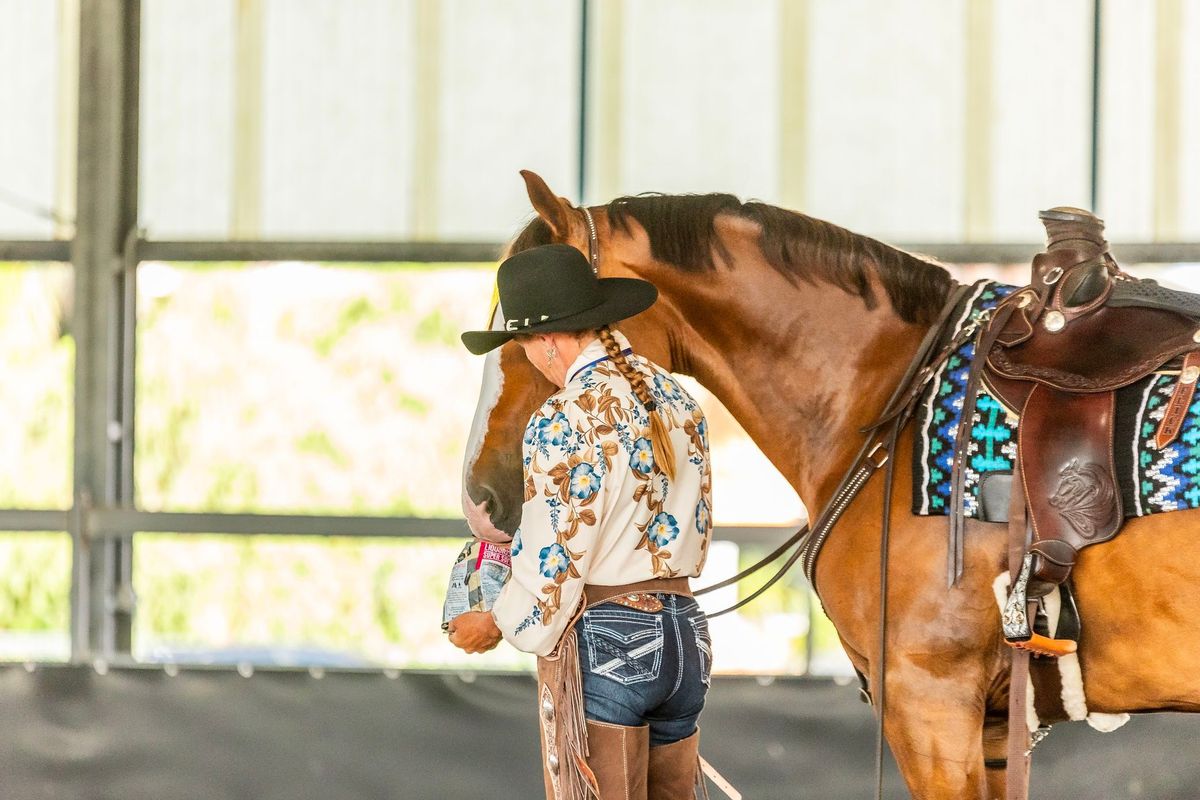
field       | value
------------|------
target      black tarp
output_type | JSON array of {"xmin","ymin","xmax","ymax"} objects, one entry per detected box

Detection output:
[{"xmin": 0, "ymin": 666, "xmax": 1195, "ymax": 799}]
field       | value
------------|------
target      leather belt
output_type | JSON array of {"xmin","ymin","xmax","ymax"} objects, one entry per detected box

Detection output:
[{"xmin": 584, "ymin": 578, "xmax": 692, "ymax": 612}]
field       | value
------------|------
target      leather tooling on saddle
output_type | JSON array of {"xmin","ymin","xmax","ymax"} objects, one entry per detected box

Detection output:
[{"xmin": 945, "ymin": 208, "xmax": 1200, "ymax": 653}]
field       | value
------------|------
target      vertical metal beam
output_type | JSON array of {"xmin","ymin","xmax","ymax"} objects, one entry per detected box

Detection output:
[
  {"xmin": 963, "ymin": 0, "xmax": 994, "ymax": 241},
  {"xmin": 411, "ymin": 0, "xmax": 442, "ymax": 237},
  {"xmin": 72, "ymin": 0, "xmax": 139, "ymax": 662},
  {"xmin": 1153, "ymin": 0, "xmax": 1182, "ymax": 239},
  {"xmin": 1089, "ymin": 0, "xmax": 1102, "ymax": 213},
  {"xmin": 576, "ymin": 0, "xmax": 589, "ymax": 203},
  {"xmin": 113, "ymin": 0, "xmax": 140, "ymax": 656},
  {"xmin": 778, "ymin": 0, "xmax": 810, "ymax": 212},
  {"xmin": 590, "ymin": 0, "xmax": 624, "ymax": 201},
  {"xmin": 232, "ymin": 0, "xmax": 265, "ymax": 237}
]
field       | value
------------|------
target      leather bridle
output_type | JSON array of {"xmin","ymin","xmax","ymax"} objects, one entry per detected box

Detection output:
[{"xmin": 579, "ymin": 205, "xmax": 600, "ymax": 274}]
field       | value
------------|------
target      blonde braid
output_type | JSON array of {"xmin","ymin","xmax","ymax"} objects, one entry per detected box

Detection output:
[{"xmin": 596, "ymin": 325, "xmax": 677, "ymax": 481}]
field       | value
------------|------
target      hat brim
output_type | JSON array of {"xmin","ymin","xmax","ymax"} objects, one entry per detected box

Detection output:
[{"xmin": 461, "ymin": 277, "xmax": 658, "ymax": 355}]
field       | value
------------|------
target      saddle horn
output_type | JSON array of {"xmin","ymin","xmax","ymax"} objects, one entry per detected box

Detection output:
[{"xmin": 1037, "ymin": 207, "xmax": 1112, "ymax": 309}]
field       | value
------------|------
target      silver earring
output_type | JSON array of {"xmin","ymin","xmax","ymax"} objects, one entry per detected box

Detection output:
[{"xmin": 545, "ymin": 346, "xmax": 558, "ymax": 366}]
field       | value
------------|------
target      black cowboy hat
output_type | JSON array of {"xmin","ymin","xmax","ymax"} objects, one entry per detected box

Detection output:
[{"xmin": 461, "ymin": 244, "xmax": 657, "ymax": 355}]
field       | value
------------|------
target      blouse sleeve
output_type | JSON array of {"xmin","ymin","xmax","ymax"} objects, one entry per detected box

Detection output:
[{"xmin": 491, "ymin": 394, "xmax": 618, "ymax": 656}]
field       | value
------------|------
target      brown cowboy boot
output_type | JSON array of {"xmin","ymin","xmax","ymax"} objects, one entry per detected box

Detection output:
[
  {"xmin": 647, "ymin": 729, "xmax": 703, "ymax": 800},
  {"xmin": 585, "ymin": 720, "xmax": 649, "ymax": 800}
]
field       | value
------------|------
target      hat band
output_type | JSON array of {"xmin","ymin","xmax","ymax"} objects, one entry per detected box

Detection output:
[
  {"xmin": 503, "ymin": 298, "xmax": 605, "ymax": 333},
  {"xmin": 504, "ymin": 314, "xmax": 551, "ymax": 331}
]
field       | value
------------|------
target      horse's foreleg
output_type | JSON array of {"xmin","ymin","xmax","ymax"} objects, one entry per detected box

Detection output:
[
  {"xmin": 880, "ymin": 666, "xmax": 990, "ymax": 800},
  {"xmin": 981, "ymin": 715, "xmax": 1008, "ymax": 800}
]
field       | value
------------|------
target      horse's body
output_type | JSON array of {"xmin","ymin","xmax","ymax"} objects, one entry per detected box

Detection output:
[{"xmin": 463, "ymin": 171, "xmax": 1200, "ymax": 799}]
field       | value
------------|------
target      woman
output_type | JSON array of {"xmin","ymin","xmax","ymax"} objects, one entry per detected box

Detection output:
[{"xmin": 449, "ymin": 243, "xmax": 714, "ymax": 800}]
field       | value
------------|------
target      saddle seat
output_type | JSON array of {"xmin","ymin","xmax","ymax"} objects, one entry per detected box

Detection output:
[{"xmin": 964, "ymin": 208, "xmax": 1200, "ymax": 649}]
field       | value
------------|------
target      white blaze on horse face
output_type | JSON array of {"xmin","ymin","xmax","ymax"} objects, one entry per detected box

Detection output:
[{"xmin": 462, "ymin": 300, "xmax": 514, "ymax": 543}]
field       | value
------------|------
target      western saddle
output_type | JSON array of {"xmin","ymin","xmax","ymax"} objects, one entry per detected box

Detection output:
[{"xmin": 953, "ymin": 208, "xmax": 1200, "ymax": 656}]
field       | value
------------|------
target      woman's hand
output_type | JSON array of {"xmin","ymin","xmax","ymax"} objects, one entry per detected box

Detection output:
[{"xmin": 447, "ymin": 611, "xmax": 503, "ymax": 654}]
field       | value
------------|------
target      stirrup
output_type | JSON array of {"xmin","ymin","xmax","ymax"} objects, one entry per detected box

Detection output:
[
  {"xmin": 1009, "ymin": 632, "xmax": 1077, "ymax": 658},
  {"xmin": 1002, "ymin": 554, "xmax": 1077, "ymax": 658}
]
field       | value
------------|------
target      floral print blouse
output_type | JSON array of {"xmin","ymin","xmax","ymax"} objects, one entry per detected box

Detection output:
[{"xmin": 491, "ymin": 330, "xmax": 713, "ymax": 656}]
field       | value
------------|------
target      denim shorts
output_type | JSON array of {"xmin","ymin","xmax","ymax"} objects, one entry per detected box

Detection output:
[{"xmin": 578, "ymin": 593, "xmax": 712, "ymax": 747}]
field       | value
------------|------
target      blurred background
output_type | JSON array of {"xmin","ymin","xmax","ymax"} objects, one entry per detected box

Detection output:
[
  {"xmin": 7, "ymin": 2, "xmax": 1200, "ymax": 797},
  {"xmin": 3, "ymin": 0, "xmax": 1200, "ymax": 694}
]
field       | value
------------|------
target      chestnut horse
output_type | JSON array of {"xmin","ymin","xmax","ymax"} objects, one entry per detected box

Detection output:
[{"xmin": 462, "ymin": 171, "xmax": 1200, "ymax": 799}]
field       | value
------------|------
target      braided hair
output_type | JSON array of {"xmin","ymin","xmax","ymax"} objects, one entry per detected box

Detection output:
[{"xmin": 596, "ymin": 325, "xmax": 677, "ymax": 481}]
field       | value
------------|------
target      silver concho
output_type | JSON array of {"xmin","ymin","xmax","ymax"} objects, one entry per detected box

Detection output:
[
  {"xmin": 1043, "ymin": 310, "xmax": 1066, "ymax": 333},
  {"xmin": 1041, "ymin": 309, "xmax": 1070, "ymax": 331},
  {"xmin": 1183, "ymin": 366, "xmax": 1200, "ymax": 385},
  {"xmin": 539, "ymin": 683, "xmax": 560, "ymax": 792}
]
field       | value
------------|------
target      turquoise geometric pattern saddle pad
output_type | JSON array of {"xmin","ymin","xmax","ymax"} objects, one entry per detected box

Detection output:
[{"xmin": 912, "ymin": 280, "xmax": 1200, "ymax": 519}]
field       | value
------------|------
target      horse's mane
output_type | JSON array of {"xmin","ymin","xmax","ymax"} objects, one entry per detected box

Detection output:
[{"xmin": 508, "ymin": 193, "xmax": 954, "ymax": 325}]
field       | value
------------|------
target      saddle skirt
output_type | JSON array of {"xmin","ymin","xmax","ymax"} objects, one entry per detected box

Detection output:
[{"xmin": 912, "ymin": 280, "xmax": 1200, "ymax": 522}]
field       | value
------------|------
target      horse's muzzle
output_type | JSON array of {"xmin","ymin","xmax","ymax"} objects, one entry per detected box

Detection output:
[{"xmin": 462, "ymin": 485, "xmax": 515, "ymax": 543}]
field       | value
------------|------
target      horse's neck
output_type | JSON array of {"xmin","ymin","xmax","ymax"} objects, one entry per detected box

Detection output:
[{"xmin": 682, "ymin": 276, "xmax": 929, "ymax": 513}]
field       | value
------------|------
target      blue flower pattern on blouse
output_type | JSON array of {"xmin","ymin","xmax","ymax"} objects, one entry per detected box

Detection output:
[
  {"xmin": 539, "ymin": 542, "xmax": 571, "ymax": 579},
  {"xmin": 569, "ymin": 462, "xmax": 601, "ymax": 499},
  {"xmin": 537, "ymin": 411, "xmax": 572, "ymax": 447},
  {"xmin": 695, "ymin": 499, "xmax": 711, "ymax": 536},
  {"xmin": 648, "ymin": 512, "xmax": 680, "ymax": 547},
  {"xmin": 654, "ymin": 374, "xmax": 683, "ymax": 401},
  {"xmin": 492, "ymin": 336, "xmax": 713, "ymax": 655},
  {"xmin": 630, "ymin": 437, "xmax": 655, "ymax": 474}
]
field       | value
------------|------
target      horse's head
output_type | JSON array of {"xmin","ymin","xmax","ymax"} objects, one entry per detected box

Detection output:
[
  {"xmin": 464, "ymin": 170, "xmax": 953, "ymax": 533},
  {"xmin": 461, "ymin": 170, "xmax": 680, "ymax": 540}
]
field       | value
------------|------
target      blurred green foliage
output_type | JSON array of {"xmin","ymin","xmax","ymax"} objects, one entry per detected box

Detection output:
[
  {"xmin": 0, "ymin": 261, "xmax": 833, "ymax": 673},
  {"xmin": 0, "ymin": 263, "xmax": 73, "ymax": 509},
  {"xmin": 414, "ymin": 309, "xmax": 462, "ymax": 347},
  {"xmin": 0, "ymin": 534, "xmax": 70, "ymax": 632}
]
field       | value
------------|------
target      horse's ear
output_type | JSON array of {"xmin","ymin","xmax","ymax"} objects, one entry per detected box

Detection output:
[{"xmin": 520, "ymin": 169, "xmax": 572, "ymax": 239}]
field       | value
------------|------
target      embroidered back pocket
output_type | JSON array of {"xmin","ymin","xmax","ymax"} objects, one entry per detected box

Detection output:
[
  {"xmin": 689, "ymin": 614, "xmax": 713, "ymax": 687},
  {"xmin": 582, "ymin": 607, "xmax": 664, "ymax": 686}
]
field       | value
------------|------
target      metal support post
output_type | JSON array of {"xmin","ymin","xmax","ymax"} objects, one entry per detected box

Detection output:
[
  {"xmin": 71, "ymin": 0, "xmax": 140, "ymax": 662},
  {"xmin": 1089, "ymin": 0, "xmax": 1102, "ymax": 213}
]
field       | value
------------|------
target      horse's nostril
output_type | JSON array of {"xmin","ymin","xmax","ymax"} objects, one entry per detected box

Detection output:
[{"xmin": 479, "ymin": 484, "xmax": 505, "ymax": 523}]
